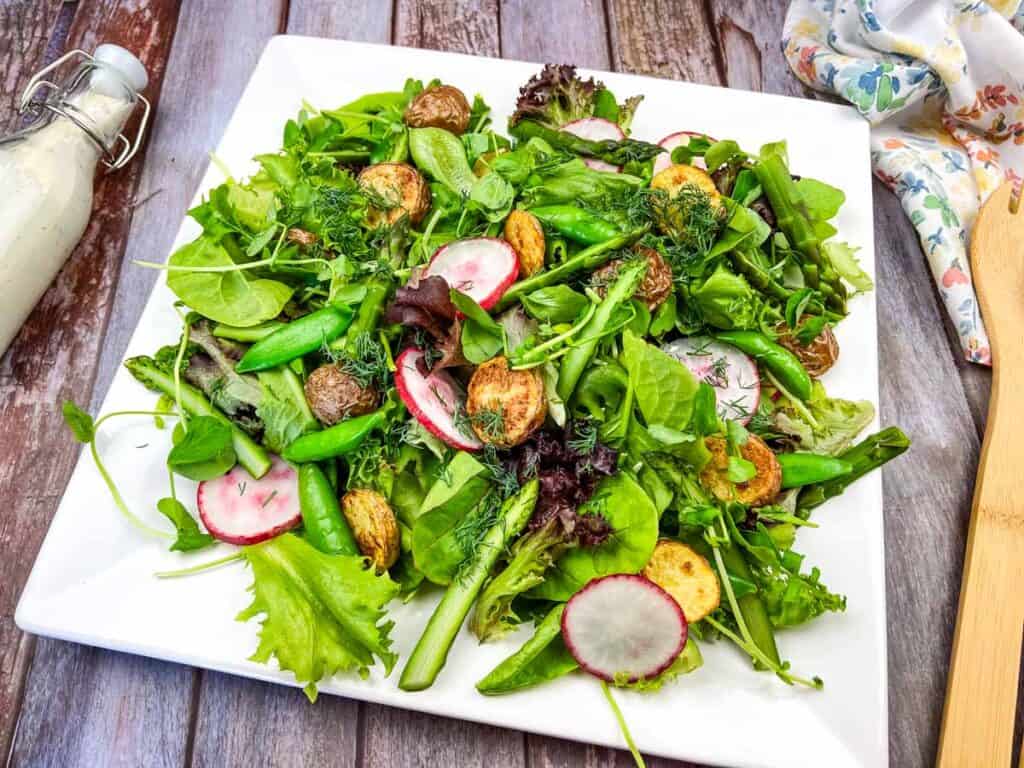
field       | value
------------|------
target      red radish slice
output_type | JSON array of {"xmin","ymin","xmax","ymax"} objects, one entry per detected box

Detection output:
[
  {"xmin": 663, "ymin": 336, "xmax": 760, "ymax": 425},
  {"xmin": 562, "ymin": 574, "xmax": 687, "ymax": 682},
  {"xmin": 653, "ymin": 131, "xmax": 714, "ymax": 175},
  {"xmin": 395, "ymin": 347, "xmax": 482, "ymax": 451},
  {"xmin": 424, "ymin": 238, "xmax": 518, "ymax": 310},
  {"xmin": 198, "ymin": 454, "xmax": 300, "ymax": 545},
  {"xmin": 562, "ymin": 117, "xmax": 624, "ymax": 173}
]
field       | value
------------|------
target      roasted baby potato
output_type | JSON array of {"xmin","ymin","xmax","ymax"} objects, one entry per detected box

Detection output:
[
  {"xmin": 650, "ymin": 163, "xmax": 723, "ymax": 234},
  {"xmin": 466, "ymin": 356, "xmax": 546, "ymax": 447},
  {"xmin": 699, "ymin": 434, "xmax": 782, "ymax": 507},
  {"xmin": 642, "ymin": 540, "xmax": 721, "ymax": 622},
  {"xmin": 592, "ymin": 246, "xmax": 673, "ymax": 310},
  {"xmin": 404, "ymin": 84, "xmax": 471, "ymax": 135},
  {"xmin": 776, "ymin": 322, "xmax": 839, "ymax": 378},
  {"xmin": 357, "ymin": 162, "xmax": 431, "ymax": 227},
  {"xmin": 504, "ymin": 210, "xmax": 545, "ymax": 277},
  {"xmin": 341, "ymin": 488, "xmax": 400, "ymax": 570},
  {"xmin": 304, "ymin": 364, "xmax": 379, "ymax": 425},
  {"xmin": 286, "ymin": 227, "xmax": 318, "ymax": 248}
]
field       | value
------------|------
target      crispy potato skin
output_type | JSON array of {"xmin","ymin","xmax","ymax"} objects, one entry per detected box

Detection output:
[
  {"xmin": 357, "ymin": 162, "xmax": 431, "ymax": 227},
  {"xmin": 341, "ymin": 489, "xmax": 400, "ymax": 570},
  {"xmin": 592, "ymin": 246, "xmax": 673, "ymax": 310},
  {"xmin": 504, "ymin": 210, "xmax": 546, "ymax": 277},
  {"xmin": 404, "ymin": 85, "xmax": 471, "ymax": 134},
  {"xmin": 466, "ymin": 356, "xmax": 546, "ymax": 447},
  {"xmin": 699, "ymin": 434, "xmax": 782, "ymax": 507},
  {"xmin": 642, "ymin": 540, "xmax": 721, "ymax": 622},
  {"xmin": 286, "ymin": 228, "xmax": 318, "ymax": 248},
  {"xmin": 304, "ymin": 365, "xmax": 379, "ymax": 425},
  {"xmin": 776, "ymin": 323, "xmax": 839, "ymax": 378}
]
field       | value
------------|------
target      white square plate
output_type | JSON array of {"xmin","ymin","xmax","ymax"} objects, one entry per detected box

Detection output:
[{"xmin": 17, "ymin": 36, "xmax": 883, "ymax": 768}]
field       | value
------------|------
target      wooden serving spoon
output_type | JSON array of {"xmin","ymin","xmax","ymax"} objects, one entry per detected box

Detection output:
[{"xmin": 937, "ymin": 182, "xmax": 1024, "ymax": 768}]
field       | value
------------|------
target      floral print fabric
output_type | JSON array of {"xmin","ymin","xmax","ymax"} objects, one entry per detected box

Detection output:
[{"xmin": 783, "ymin": 0, "xmax": 1024, "ymax": 365}]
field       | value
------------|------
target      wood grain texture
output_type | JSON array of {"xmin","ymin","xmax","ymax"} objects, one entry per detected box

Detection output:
[
  {"xmin": 0, "ymin": 0, "xmax": 65, "ymax": 131},
  {"xmin": 190, "ymin": 673, "xmax": 359, "ymax": 768},
  {"xmin": 1, "ymin": 0, "xmax": 184, "ymax": 762},
  {"xmin": 499, "ymin": 0, "xmax": 610, "ymax": 69},
  {"xmin": 394, "ymin": 0, "xmax": 499, "ymax": 55},
  {"xmin": 937, "ymin": 183, "xmax": 1024, "ymax": 768},
  {"xmin": 606, "ymin": 0, "xmax": 722, "ymax": 85},
  {"xmin": 285, "ymin": 0, "xmax": 392, "ymax": 41}
]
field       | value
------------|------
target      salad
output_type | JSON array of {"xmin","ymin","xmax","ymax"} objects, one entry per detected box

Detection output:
[{"xmin": 63, "ymin": 64, "xmax": 909, "ymax": 756}]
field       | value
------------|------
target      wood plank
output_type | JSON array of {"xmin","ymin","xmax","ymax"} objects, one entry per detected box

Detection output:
[
  {"xmin": 0, "ymin": 0, "xmax": 66, "ymax": 131},
  {"xmin": 191, "ymin": 674, "xmax": 359, "ymax": 768},
  {"xmin": 871, "ymin": 182, "xmax": 989, "ymax": 768},
  {"xmin": 606, "ymin": 0, "xmax": 722, "ymax": 85},
  {"xmin": 1, "ymin": 0, "xmax": 186, "ymax": 763},
  {"xmin": 499, "ymin": 0, "xmax": 610, "ymax": 69},
  {"xmin": 394, "ymin": 0, "xmax": 500, "ymax": 56}
]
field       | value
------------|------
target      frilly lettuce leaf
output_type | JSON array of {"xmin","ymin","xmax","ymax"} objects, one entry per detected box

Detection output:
[
  {"xmin": 239, "ymin": 533, "xmax": 399, "ymax": 701},
  {"xmin": 824, "ymin": 241, "xmax": 873, "ymax": 293},
  {"xmin": 775, "ymin": 382, "xmax": 875, "ymax": 456}
]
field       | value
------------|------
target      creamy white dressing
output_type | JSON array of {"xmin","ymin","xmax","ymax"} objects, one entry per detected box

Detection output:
[{"xmin": 0, "ymin": 86, "xmax": 133, "ymax": 354}]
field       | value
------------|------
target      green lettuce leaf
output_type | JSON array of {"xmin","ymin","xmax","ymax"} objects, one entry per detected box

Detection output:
[
  {"xmin": 621, "ymin": 330, "xmax": 699, "ymax": 431},
  {"xmin": 774, "ymin": 382, "xmax": 875, "ymax": 455},
  {"xmin": 239, "ymin": 533, "xmax": 399, "ymax": 701},
  {"xmin": 824, "ymin": 241, "xmax": 873, "ymax": 293}
]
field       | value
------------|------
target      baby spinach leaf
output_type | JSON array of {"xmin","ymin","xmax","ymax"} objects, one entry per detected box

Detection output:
[
  {"xmin": 476, "ymin": 605, "xmax": 577, "ymax": 695},
  {"xmin": 167, "ymin": 237, "xmax": 293, "ymax": 327},
  {"xmin": 795, "ymin": 177, "xmax": 845, "ymax": 223},
  {"xmin": 469, "ymin": 172, "xmax": 515, "ymax": 222},
  {"xmin": 409, "ymin": 127, "xmax": 476, "ymax": 197},
  {"xmin": 156, "ymin": 497, "xmax": 215, "ymax": 552},
  {"xmin": 521, "ymin": 285, "xmax": 589, "ymax": 324},
  {"xmin": 62, "ymin": 400, "xmax": 95, "ymax": 443},
  {"xmin": 452, "ymin": 290, "xmax": 505, "ymax": 364},
  {"xmin": 704, "ymin": 139, "xmax": 745, "ymax": 173},
  {"xmin": 621, "ymin": 330, "xmax": 699, "ymax": 431},
  {"xmin": 530, "ymin": 472, "xmax": 658, "ymax": 601},
  {"xmin": 167, "ymin": 415, "xmax": 236, "ymax": 481},
  {"xmin": 784, "ymin": 288, "xmax": 814, "ymax": 329}
]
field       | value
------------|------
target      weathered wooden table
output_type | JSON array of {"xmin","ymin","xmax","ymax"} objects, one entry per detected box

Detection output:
[{"xmin": 0, "ymin": 1, "xmax": 1003, "ymax": 766}]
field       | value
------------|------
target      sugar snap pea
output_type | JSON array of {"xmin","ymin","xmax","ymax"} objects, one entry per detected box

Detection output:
[
  {"xmin": 714, "ymin": 330, "xmax": 812, "ymax": 402},
  {"xmin": 529, "ymin": 205, "xmax": 621, "ymax": 245},
  {"xmin": 777, "ymin": 453, "xmax": 852, "ymax": 489},
  {"xmin": 298, "ymin": 463, "xmax": 359, "ymax": 555},
  {"xmin": 236, "ymin": 305, "xmax": 354, "ymax": 373},
  {"xmin": 282, "ymin": 409, "xmax": 385, "ymax": 463}
]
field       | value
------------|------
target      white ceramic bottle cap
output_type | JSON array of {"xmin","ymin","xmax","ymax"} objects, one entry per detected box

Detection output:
[{"xmin": 90, "ymin": 44, "xmax": 148, "ymax": 97}]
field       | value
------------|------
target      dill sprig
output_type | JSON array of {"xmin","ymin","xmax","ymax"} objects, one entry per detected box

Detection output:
[
  {"xmin": 339, "ymin": 332, "xmax": 390, "ymax": 389},
  {"xmin": 567, "ymin": 419, "xmax": 599, "ymax": 455},
  {"xmin": 480, "ymin": 444, "xmax": 520, "ymax": 499}
]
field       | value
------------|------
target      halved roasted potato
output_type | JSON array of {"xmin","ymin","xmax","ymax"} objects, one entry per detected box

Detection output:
[
  {"xmin": 503, "ymin": 210, "xmax": 545, "ymax": 277},
  {"xmin": 642, "ymin": 540, "xmax": 721, "ymax": 622},
  {"xmin": 592, "ymin": 245, "xmax": 673, "ymax": 310},
  {"xmin": 466, "ymin": 356, "xmax": 546, "ymax": 447},
  {"xmin": 699, "ymin": 434, "xmax": 781, "ymax": 507},
  {"xmin": 341, "ymin": 488, "xmax": 400, "ymax": 570},
  {"xmin": 776, "ymin": 322, "xmax": 839, "ymax": 378},
  {"xmin": 650, "ymin": 163, "xmax": 723, "ymax": 235},
  {"xmin": 404, "ymin": 84, "xmax": 471, "ymax": 135},
  {"xmin": 357, "ymin": 162, "xmax": 431, "ymax": 227}
]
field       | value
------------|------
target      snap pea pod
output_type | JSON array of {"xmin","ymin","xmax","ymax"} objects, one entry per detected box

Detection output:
[
  {"xmin": 124, "ymin": 356, "xmax": 271, "ymax": 479},
  {"xmin": 557, "ymin": 259, "xmax": 646, "ymax": 402},
  {"xmin": 399, "ymin": 480, "xmax": 540, "ymax": 692},
  {"xmin": 797, "ymin": 427, "xmax": 910, "ymax": 515},
  {"xmin": 236, "ymin": 305, "xmax": 354, "ymax": 373},
  {"xmin": 282, "ymin": 410, "xmax": 385, "ymax": 463},
  {"xmin": 529, "ymin": 205, "xmax": 621, "ymax": 245},
  {"xmin": 714, "ymin": 330, "xmax": 812, "ymax": 402},
  {"xmin": 476, "ymin": 605, "xmax": 577, "ymax": 695},
  {"xmin": 494, "ymin": 227, "xmax": 646, "ymax": 311},
  {"xmin": 777, "ymin": 453, "xmax": 853, "ymax": 489},
  {"xmin": 298, "ymin": 463, "xmax": 359, "ymax": 555},
  {"xmin": 212, "ymin": 321, "xmax": 285, "ymax": 343},
  {"xmin": 332, "ymin": 278, "xmax": 390, "ymax": 353}
]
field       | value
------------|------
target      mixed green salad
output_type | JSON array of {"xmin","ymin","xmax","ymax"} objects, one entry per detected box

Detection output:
[{"xmin": 64, "ymin": 64, "xmax": 908, "ymax": 755}]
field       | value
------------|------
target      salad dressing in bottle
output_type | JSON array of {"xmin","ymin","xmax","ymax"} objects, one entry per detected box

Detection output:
[{"xmin": 0, "ymin": 45, "xmax": 149, "ymax": 355}]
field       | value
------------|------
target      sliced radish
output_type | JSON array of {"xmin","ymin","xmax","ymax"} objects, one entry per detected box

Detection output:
[
  {"xmin": 562, "ymin": 117, "xmax": 624, "ymax": 173},
  {"xmin": 653, "ymin": 131, "xmax": 714, "ymax": 175},
  {"xmin": 562, "ymin": 574, "xmax": 687, "ymax": 682},
  {"xmin": 395, "ymin": 347, "xmax": 482, "ymax": 451},
  {"xmin": 424, "ymin": 238, "xmax": 518, "ymax": 310},
  {"xmin": 663, "ymin": 336, "xmax": 760, "ymax": 425},
  {"xmin": 197, "ymin": 454, "xmax": 300, "ymax": 545}
]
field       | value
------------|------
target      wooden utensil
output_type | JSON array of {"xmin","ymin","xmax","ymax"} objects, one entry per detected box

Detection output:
[{"xmin": 938, "ymin": 182, "xmax": 1024, "ymax": 768}]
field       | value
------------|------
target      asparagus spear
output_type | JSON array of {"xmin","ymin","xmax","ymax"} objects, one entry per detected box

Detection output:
[
  {"xmin": 510, "ymin": 119, "xmax": 663, "ymax": 165},
  {"xmin": 753, "ymin": 154, "xmax": 848, "ymax": 314},
  {"xmin": 125, "ymin": 356, "xmax": 272, "ymax": 478},
  {"xmin": 797, "ymin": 427, "xmax": 911, "ymax": 515},
  {"xmin": 399, "ymin": 479, "xmax": 540, "ymax": 691}
]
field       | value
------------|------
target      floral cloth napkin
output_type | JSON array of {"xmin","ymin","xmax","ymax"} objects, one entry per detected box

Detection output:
[{"xmin": 783, "ymin": 0, "xmax": 1024, "ymax": 365}]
